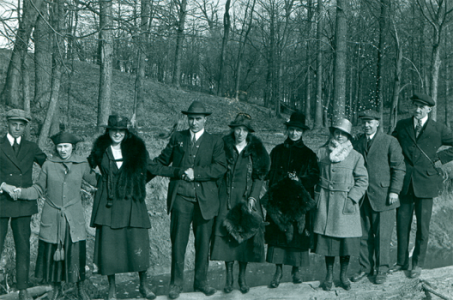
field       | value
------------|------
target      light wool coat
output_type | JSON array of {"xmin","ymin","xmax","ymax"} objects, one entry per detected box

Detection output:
[{"xmin": 313, "ymin": 145, "xmax": 368, "ymax": 238}]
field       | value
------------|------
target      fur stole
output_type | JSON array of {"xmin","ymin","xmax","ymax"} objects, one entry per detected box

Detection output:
[
  {"xmin": 223, "ymin": 133, "xmax": 270, "ymax": 179},
  {"xmin": 89, "ymin": 132, "xmax": 149, "ymax": 202},
  {"xmin": 263, "ymin": 177, "xmax": 316, "ymax": 242},
  {"xmin": 327, "ymin": 139, "xmax": 353, "ymax": 163}
]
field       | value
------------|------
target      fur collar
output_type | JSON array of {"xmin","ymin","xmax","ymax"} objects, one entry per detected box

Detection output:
[
  {"xmin": 327, "ymin": 139, "xmax": 353, "ymax": 163},
  {"xmin": 283, "ymin": 137, "xmax": 306, "ymax": 149}
]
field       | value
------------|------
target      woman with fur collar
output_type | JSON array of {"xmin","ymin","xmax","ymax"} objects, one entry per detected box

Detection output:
[
  {"xmin": 264, "ymin": 112, "xmax": 320, "ymax": 289},
  {"xmin": 211, "ymin": 113, "xmax": 270, "ymax": 294},
  {"xmin": 313, "ymin": 118, "xmax": 368, "ymax": 291},
  {"xmin": 88, "ymin": 115, "xmax": 155, "ymax": 300}
]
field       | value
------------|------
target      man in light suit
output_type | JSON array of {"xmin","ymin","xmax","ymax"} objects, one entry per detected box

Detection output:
[
  {"xmin": 392, "ymin": 93, "xmax": 453, "ymax": 278},
  {"xmin": 351, "ymin": 110, "xmax": 405, "ymax": 284},
  {"xmin": 148, "ymin": 101, "xmax": 227, "ymax": 299},
  {"xmin": 0, "ymin": 109, "xmax": 46, "ymax": 300}
]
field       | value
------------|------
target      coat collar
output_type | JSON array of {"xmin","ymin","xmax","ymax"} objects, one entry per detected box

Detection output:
[
  {"xmin": 1, "ymin": 135, "xmax": 23, "ymax": 170},
  {"xmin": 48, "ymin": 154, "xmax": 86, "ymax": 164},
  {"xmin": 283, "ymin": 137, "xmax": 306, "ymax": 149}
]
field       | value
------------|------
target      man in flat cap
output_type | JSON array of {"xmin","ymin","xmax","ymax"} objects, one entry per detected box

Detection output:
[
  {"xmin": 351, "ymin": 109, "xmax": 405, "ymax": 284},
  {"xmin": 392, "ymin": 93, "xmax": 453, "ymax": 278},
  {"xmin": 0, "ymin": 109, "xmax": 47, "ymax": 300},
  {"xmin": 148, "ymin": 101, "xmax": 227, "ymax": 299}
]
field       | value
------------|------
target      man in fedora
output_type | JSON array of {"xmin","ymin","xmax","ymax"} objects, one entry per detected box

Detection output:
[
  {"xmin": 392, "ymin": 92, "xmax": 453, "ymax": 278},
  {"xmin": 148, "ymin": 101, "xmax": 227, "ymax": 299},
  {"xmin": 0, "ymin": 109, "xmax": 47, "ymax": 300},
  {"xmin": 351, "ymin": 109, "xmax": 405, "ymax": 284}
]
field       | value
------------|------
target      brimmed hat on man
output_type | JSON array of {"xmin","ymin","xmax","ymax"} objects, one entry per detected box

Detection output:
[
  {"xmin": 102, "ymin": 115, "xmax": 129, "ymax": 130},
  {"xmin": 6, "ymin": 109, "xmax": 31, "ymax": 123},
  {"xmin": 284, "ymin": 111, "xmax": 310, "ymax": 130},
  {"xmin": 358, "ymin": 109, "xmax": 381, "ymax": 121},
  {"xmin": 228, "ymin": 113, "xmax": 255, "ymax": 132},
  {"xmin": 50, "ymin": 131, "xmax": 81, "ymax": 145},
  {"xmin": 181, "ymin": 101, "xmax": 212, "ymax": 115},
  {"xmin": 330, "ymin": 118, "xmax": 353, "ymax": 139},
  {"xmin": 411, "ymin": 92, "xmax": 435, "ymax": 107}
]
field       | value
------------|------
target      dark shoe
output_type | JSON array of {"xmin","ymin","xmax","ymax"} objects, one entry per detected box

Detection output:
[
  {"xmin": 139, "ymin": 285, "xmax": 156, "ymax": 299},
  {"xmin": 269, "ymin": 265, "xmax": 282, "ymax": 288},
  {"xmin": 19, "ymin": 290, "xmax": 33, "ymax": 300},
  {"xmin": 292, "ymin": 267, "xmax": 303, "ymax": 284},
  {"xmin": 238, "ymin": 262, "xmax": 249, "ymax": 294},
  {"xmin": 375, "ymin": 271, "xmax": 387, "ymax": 284},
  {"xmin": 390, "ymin": 264, "xmax": 408, "ymax": 273},
  {"xmin": 340, "ymin": 256, "xmax": 351, "ymax": 291},
  {"xmin": 351, "ymin": 270, "xmax": 368, "ymax": 282},
  {"xmin": 323, "ymin": 256, "xmax": 334, "ymax": 291},
  {"xmin": 410, "ymin": 266, "xmax": 422, "ymax": 278},
  {"xmin": 224, "ymin": 262, "xmax": 234, "ymax": 294},
  {"xmin": 322, "ymin": 280, "xmax": 333, "ymax": 291},
  {"xmin": 194, "ymin": 286, "xmax": 216, "ymax": 296},
  {"xmin": 168, "ymin": 285, "xmax": 182, "ymax": 299}
]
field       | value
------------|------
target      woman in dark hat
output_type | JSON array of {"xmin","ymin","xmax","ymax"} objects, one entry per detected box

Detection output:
[
  {"xmin": 88, "ymin": 115, "xmax": 155, "ymax": 300},
  {"xmin": 313, "ymin": 118, "xmax": 368, "ymax": 291},
  {"xmin": 211, "ymin": 113, "xmax": 270, "ymax": 294},
  {"xmin": 263, "ymin": 111, "xmax": 320, "ymax": 288},
  {"xmin": 12, "ymin": 131, "xmax": 96, "ymax": 300}
]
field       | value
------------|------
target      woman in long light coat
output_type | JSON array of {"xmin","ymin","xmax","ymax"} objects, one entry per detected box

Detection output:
[{"xmin": 313, "ymin": 118, "xmax": 368, "ymax": 291}]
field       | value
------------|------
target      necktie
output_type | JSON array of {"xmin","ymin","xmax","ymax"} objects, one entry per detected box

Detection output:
[
  {"xmin": 191, "ymin": 135, "xmax": 196, "ymax": 148},
  {"xmin": 12, "ymin": 139, "xmax": 20, "ymax": 155},
  {"xmin": 415, "ymin": 119, "xmax": 422, "ymax": 138},
  {"xmin": 366, "ymin": 136, "xmax": 371, "ymax": 151}
]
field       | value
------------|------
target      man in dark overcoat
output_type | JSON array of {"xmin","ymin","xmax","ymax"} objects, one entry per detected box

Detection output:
[
  {"xmin": 148, "ymin": 101, "xmax": 227, "ymax": 299},
  {"xmin": 0, "ymin": 109, "xmax": 46, "ymax": 300},
  {"xmin": 392, "ymin": 92, "xmax": 453, "ymax": 278},
  {"xmin": 351, "ymin": 110, "xmax": 405, "ymax": 284}
]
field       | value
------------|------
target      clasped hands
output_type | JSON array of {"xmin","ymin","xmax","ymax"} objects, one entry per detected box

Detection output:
[
  {"xmin": 181, "ymin": 168, "xmax": 194, "ymax": 181},
  {"xmin": 0, "ymin": 182, "xmax": 21, "ymax": 201}
]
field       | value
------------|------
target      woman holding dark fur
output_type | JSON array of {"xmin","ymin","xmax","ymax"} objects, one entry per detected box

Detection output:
[
  {"xmin": 313, "ymin": 118, "xmax": 368, "ymax": 291},
  {"xmin": 89, "ymin": 115, "xmax": 155, "ymax": 300},
  {"xmin": 211, "ymin": 113, "xmax": 270, "ymax": 294},
  {"xmin": 263, "ymin": 111, "xmax": 320, "ymax": 288}
]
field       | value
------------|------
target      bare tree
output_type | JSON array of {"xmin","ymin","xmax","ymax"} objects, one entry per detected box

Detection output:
[
  {"xmin": 217, "ymin": 0, "xmax": 231, "ymax": 96},
  {"xmin": 314, "ymin": 0, "xmax": 325, "ymax": 128},
  {"xmin": 172, "ymin": 0, "xmax": 188, "ymax": 88}
]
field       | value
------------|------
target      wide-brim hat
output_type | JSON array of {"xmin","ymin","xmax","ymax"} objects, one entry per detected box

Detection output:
[
  {"xmin": 228, "ymin": 113, "xmax": 255, "ymax": 132},
  {"xmin": 6, "ymin": 109, "xmax": 31, "ymax": 123},
  {"xmin": 411, "ymin": 92, "xmax": 435, "ymax": 107},
  {"xmin": 284, "ymin": 111, "xmax": 310, "ymax": 130},
  {"xmin": 181, "ymin": 101, "xmax": 212, "ymax": 115},
  {"xmin": 50, "ymin": 131, "xmax": 81, "ymax": 145},
  {"xmin": 101, "ymin": 115, "xmax": 129, "ymax": 130},
  {"xmin": 329, "ymin": 118, "xmax": 353, "ymax": 139},
  {"xmin": 358, "ymin": 109, "xmax": 381, "ymax": 121}
]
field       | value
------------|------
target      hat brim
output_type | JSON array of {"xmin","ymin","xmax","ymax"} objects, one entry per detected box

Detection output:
[
  {"xmin": 102, "ymin": 125, "xmax": 129, "ymax": 130},
  {"xmin": 284, "ymin": 121, "xmax": 310, "ymax": 130},
  {"xmin": 359, "ymin": 117, "xmax": 379, "ymax": 121},
  {"xmin": 411, "ymin": 99, "xmax": 434, "ymax": 107},
  {"xmin": 7, "ymin": 117, "xmax": 30, "ymax": 123},
  {"xmin": 181, "ymin": 111, "xmax": 212, "ymax": 115},
  {"xmin": 329, "ymin": 127, "xmax": 353, "ymax": 139}
]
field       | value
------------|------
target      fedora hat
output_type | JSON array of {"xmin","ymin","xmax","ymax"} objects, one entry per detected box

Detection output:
[
  {"xmin": 6, "ymin": 109, "xmax": 31, "ymax": 123},
  {"xmin": 102, "ymin": 115, "xmax": 129, "ymax": 130},
  {"xmin": 284, "ymin": 111, "xmax": 310, "ymax": 130},
  {"xmin": 330, "ymin": 118, "xmax": 353, "ymax": 139},
  {"xmin": 228, "ymin": 113, "xmax": 255, "ymax": 132},
  {"xmin": 181, "ymin": 101, "xmax": 212, "ymax": 115},
  {"xmin": 50, "ymin": 131, "xmax": 81, "ymax": 145}
]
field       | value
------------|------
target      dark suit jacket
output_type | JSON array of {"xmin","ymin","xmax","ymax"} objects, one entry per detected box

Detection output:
[
  {"xmin": 148, "ymin": 130, "xmax": 227, "ymax": 220},
  {"xmin": 354, "ymin": 131, "xmax": 405, "ymax": 211},
  {"xmin": 0, "ymin": 135, "xmax": 46, "ymax": 217},
  {"xmin": 392, "ymin": 117, "xmax": 453, "ymax": 198}
]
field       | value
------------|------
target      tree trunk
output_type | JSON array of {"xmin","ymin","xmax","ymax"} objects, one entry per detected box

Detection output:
[
  {"xmin": 217, "ymin": 0, "xmax": 232, "ymax": 96},
  {"xmin": 389, "ymin": 37, "xmax": 403, "ymax": 134},
  {"xmin": 332, "ymin": 0, "xmax": 348, "ymax": 123},
  {"xmin": 97, "ymin": 0, "xmax": 114, "ymax": 128},
  {"xmin": 375, "ymin": 0, "xmax": 389, "ymax": 125},
  {"xmin": 38, "ymin": 0, "xmax": 64, "ymax": 148},
  {"xmin": 304, "ymin": 0, "xmax": 314, "ymax": 124},
  {"xmin": 430, "ymin": 36, "xmax": 441, "ymax": 121},
  {"xmin": 314, "ymin": 0, "xmax": 324, "ymax": 128},
  {"xmin": 172, "ymin": 0, "xmax": 187, "ymax": 88},
  {"xmin": 22, "ymin": 58, "xmax": 31, "ymax": 140},
  {"xmin": 1, "ymin": 0, "xmax": 45, "ymax": 107}
]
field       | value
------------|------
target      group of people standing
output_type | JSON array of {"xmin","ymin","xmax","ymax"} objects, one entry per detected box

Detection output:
[{"xmin": 0, "ymin": 92, "xmax": 452, "ymax": 300}]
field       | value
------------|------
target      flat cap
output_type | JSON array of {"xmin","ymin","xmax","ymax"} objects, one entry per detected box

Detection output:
[
  {"xmin": 358, "ymin": 109, "xmax": 380, "ymax": 120},
  {"xmin": 6, "ymin": 109, "xmax": 31, "ymax": 123},
  {"xmin": 50, "ymin": 131, "xmax": 81, "ymax": 145},
  {"xmin": 411, "ymin": 92, "xmax": 435, "ymax": 107}
]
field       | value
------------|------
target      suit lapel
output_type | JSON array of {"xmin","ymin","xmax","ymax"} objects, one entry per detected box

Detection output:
[
  {"xmin": 403, "ymin": 118, "xmax": 417, "ymax": 143},
  {"xmin": 417, "ymin": 117, "xmax": 433, "ymax": 140},
  {"xmin": 194, "ymin": 132, "xmax": 208, "ymax": 164},
  {"xmin": 0, "ymin": 136, "xmax": 22, "ymax": 170},
  {"xmin": 367, "ymin": 131, "xmax": 382, "ymax": 157}
]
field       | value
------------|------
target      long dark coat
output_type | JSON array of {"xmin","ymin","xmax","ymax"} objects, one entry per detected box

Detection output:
[
  {"xmin": 264, "ymin": 138, "xmax": 320, "ymax": 250},
  {"xmin": 88, "ymin": 132, "xmax": 151, "ymax": 229}
]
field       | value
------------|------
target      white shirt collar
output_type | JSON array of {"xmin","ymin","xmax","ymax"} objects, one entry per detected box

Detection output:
[
  {"xmin": 6, "ymin": 133, "xmax": 21, "ymax": 146},
  {"xmin": 367, "ymin": 131, "xmax": 377, "ymax": 140},
  {"xmin": 190, "ymin": 129, "xmax": 205, "ymax": 142},
  {"xmin": 414, "ymin": 115, "xmax": 428, "ymax": 128}
]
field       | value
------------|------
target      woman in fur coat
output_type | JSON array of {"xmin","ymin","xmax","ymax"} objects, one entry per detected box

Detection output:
[
  {"xmin": 211, "ymin": 113, "xmax": 270, "ymax": 294},
  {"xmin": 88, "ymin": 115, "xmax": 155, "ymax": 300},
  {"xmin": 263, "ymin": 111, "xmax": 320, "ymax": 288},
  {"xmin": 313, "ymin": 118, "xmax": 368, "ymax": 291}
]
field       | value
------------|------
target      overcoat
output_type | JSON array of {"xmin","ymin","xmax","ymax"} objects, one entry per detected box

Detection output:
[
  {"xmin": 20, "ymin": 155, "xmax": 97, "ymax": 244},
  {"xmin": 313, "ymin": 144, "xmax": 368, "ymax": 238},
  {"xmin": 264, "ymin": 138, "xmax": 319, "ymax": 249},
  {"xmin": 392, "ymin": 117, "xmax": 453, "ymax": 198},
  {"xmin": 148, "ymin": 130, "xmax": 227, "ymax": 220},
  {"xmin": 0, "ymin": 135, "xmax": 46, "ymax": 217},
  {"xmin": 353, "ymin": 131, "xmax": 406, "ymax": 211}
]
